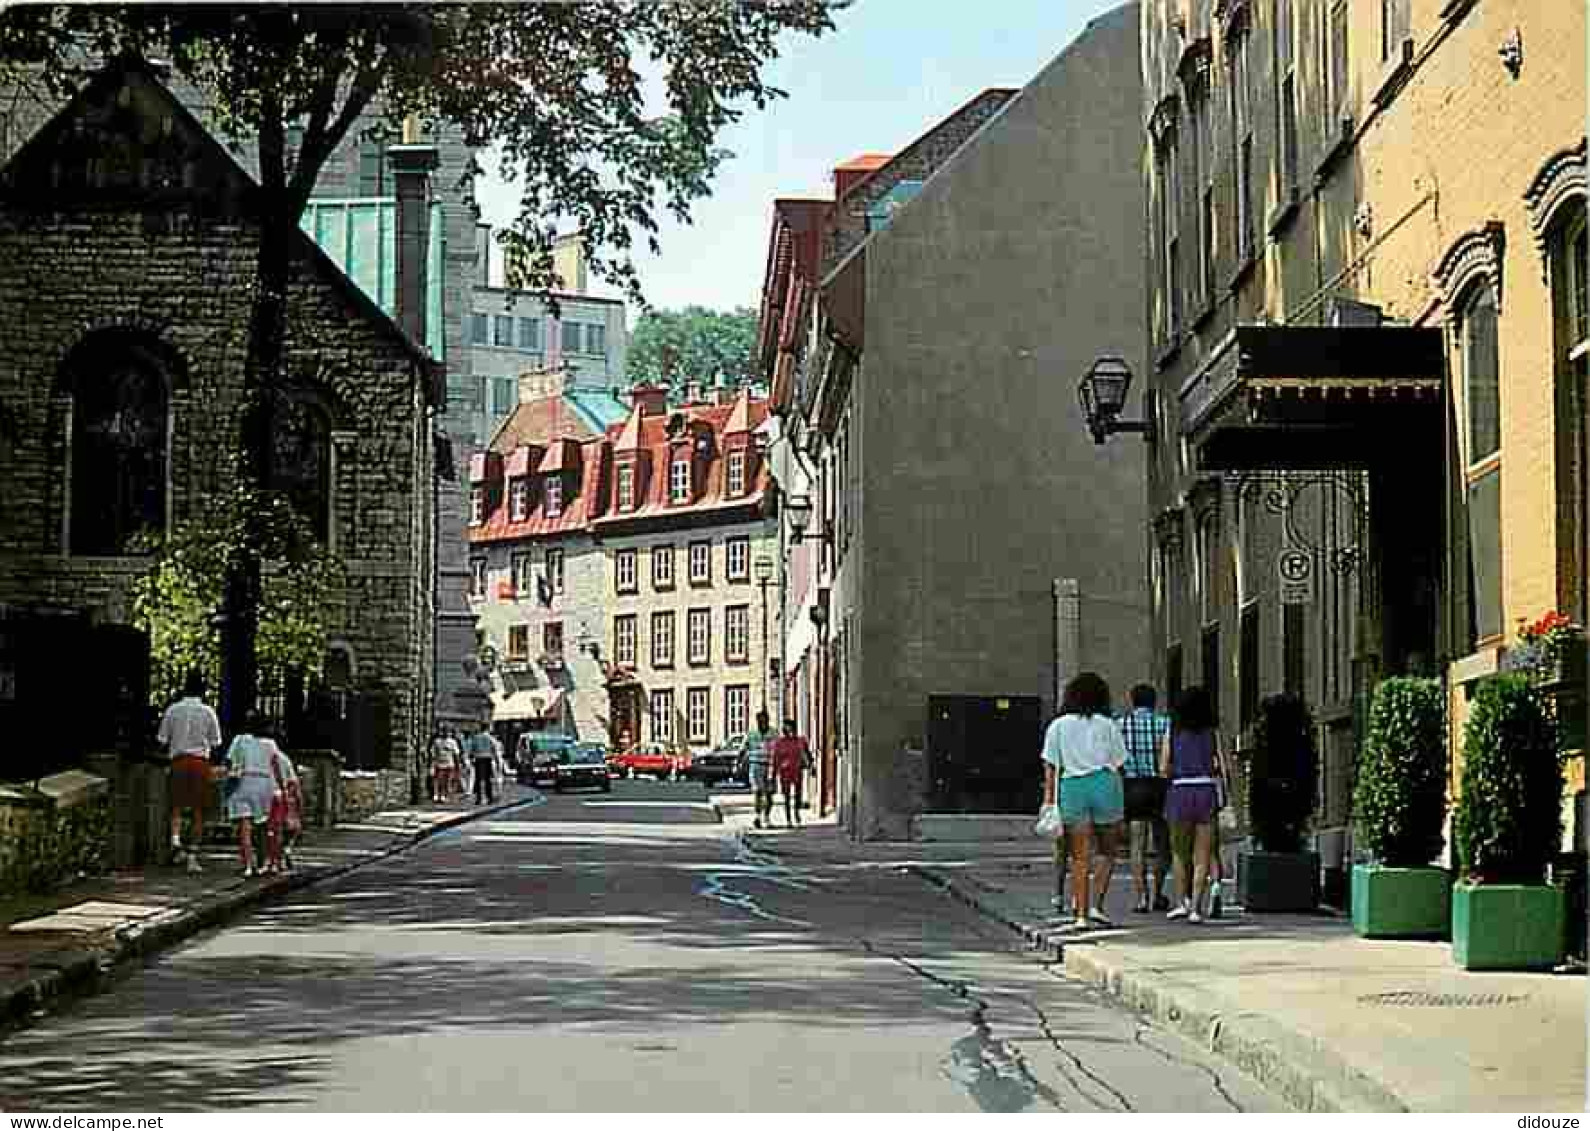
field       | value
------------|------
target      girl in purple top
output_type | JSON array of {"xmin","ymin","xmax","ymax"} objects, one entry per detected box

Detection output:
[{"xmin": 1159, "ymin": 685, "xmax": 1225, "ymax": 923}]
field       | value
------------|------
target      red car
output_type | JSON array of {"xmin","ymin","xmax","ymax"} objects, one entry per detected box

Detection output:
[{"xmin": 608, "ymin": 744, "xmax": 691, "ymax": 780}]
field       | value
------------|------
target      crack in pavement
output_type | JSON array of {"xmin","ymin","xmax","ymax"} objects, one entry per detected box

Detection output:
[
  {"xmin": 1132, "ymin": 1021, "xmax": 1247, "ymax": 1113},
  {"xmin": 859, "ymin": 940, "xmax": 1070, "ymax": 1113}
]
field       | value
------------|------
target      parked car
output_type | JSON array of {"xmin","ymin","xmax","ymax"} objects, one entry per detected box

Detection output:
[
  {"xmin": 608, "ymin": 743, "xmax": 678, "ymax": 780},
  {"xmin": 686, "ymin": 736, "xmax": 748, "ymax": 786},
  {"xmin": 517, "ymin": 733, "xmax": 576, "ymax": 786},
  {"xmin": 553, "ymin": 744, "xmax": 612, "ymax": 793}
]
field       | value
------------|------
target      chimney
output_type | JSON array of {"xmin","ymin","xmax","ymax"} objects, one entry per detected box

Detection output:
[
  {"xmin": 552, "ymin": 231, "xmax": 589, "ymax": 294},
  {"xmin": 628, "ymin": 382, "xmax": 669, "ymax": 417},
  {"xmin": 518, "ymin": 365, "xmax": 568, "ymax": 404},
  {"xmin": 388, "ymin": 134, "xmax": 440, "ymax": 349}
]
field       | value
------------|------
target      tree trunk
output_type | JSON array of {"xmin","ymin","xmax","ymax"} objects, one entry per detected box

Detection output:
[{"xmin": 219, "ymin": 198, "xmax": 293, "ymax": 736}]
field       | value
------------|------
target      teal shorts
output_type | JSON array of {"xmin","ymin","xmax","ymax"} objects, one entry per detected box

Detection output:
[{"xmin": 1059, "ymin": 768, "xmax": 1124, "ymax": 827}]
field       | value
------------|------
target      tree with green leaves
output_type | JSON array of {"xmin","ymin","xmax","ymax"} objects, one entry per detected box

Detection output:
[
  {"xmin": 0, "ymin": 3, "xmax": 834, "ymax": 729},
  {"xmin": 626, "ymin": 305, "xmax": 761, "ymax": 388}
]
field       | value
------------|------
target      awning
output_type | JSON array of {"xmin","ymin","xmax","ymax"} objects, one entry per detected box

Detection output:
[
  {"xmin": 490, "ymin": 688, "xmax": 565, "ymax": 721},
  {"xmin": 1182, "ymin": 324, "xmax": 1446, "ymax": 471}
]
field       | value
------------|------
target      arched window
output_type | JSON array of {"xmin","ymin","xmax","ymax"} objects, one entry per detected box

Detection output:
[
  {"xmin": 63, "ymin": 333, "xmax": 173, "ymax": 556},
  {"xmin": 270, "ymin": 393, "xmax": 332, "ymax": 543},
  {"xmin": 1458, "ymin": 280, "xmax": 1503, "ymax": 647}
]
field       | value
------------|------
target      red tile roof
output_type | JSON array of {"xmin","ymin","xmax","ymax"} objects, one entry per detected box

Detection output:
[
  {"xmin": 835, "ymin": 153, "xmax": 893, "ymax": 171},
  {"xmin": 469, "ymin": 392, "xmax": 773, "ymax": 545},
  {"xmin": 490, "ymin": 394, "xmax": 602, "ymax": 456}
]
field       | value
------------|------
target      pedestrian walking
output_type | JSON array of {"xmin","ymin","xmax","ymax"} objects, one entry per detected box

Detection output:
[
  {"xmin": 770, "ymin": 718, "xmax": 812, "ymax": 828},
  {"xmin": 741, "ymin": 710, "xmax": 775, "ymax": 830},
  {"xmin": 467, "ymin": 723, "xmax": 497, "ymax": 805},
  {"xmin": 223, "ymin": 714, "xmax": 280, "ymax": 879},
  {"xmin": 1160, "ymin": 685, "xmax": 1227, "ymax": 923},
  {"xmin": 263, "ymin": 731, "xmax": 303, "ymax": 874},
  {"xmin": 156, "ymin": 671, "xmax": 222, "ymax": 873},
  {"xmin": 1118, "ymin": 683, "xmax": 1173, "ymax": 914},
  {"xmin": 1041, "ymin": 672, "xmax": 1128, "ymax": 931},
  {"xmin": 431, "ymin": 727, "xmax": 460, "ymax": 802}
]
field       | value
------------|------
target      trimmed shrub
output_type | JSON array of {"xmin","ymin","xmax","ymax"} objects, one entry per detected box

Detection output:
[
  {"xmin": 1249, "ymin": 692, "xmax": 1318, "ymax": 854},
  {"xmin": 1353, "ymin": 677, "xmax": 1447, "ymax": 867},
  {"xmin": 1453, "ymin": 674, "xmax": 1562, "ymax": 885}
]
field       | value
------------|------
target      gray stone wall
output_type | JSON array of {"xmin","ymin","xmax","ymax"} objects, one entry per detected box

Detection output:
[
  {"xmin": 0, "ymin": 200, "xmax": 433, "ymax": 776},
  {"xmin": 850, "ymin": 4, "xmax": 1148, "ymax": 839}
]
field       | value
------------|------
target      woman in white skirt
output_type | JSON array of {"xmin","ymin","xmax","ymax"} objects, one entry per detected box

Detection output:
[{"xmin": 225, "ymin": 715, "xmax": 280, "ymax": 878}]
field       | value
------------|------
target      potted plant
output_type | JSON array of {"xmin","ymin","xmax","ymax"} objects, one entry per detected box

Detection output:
[
  {"xmin": 1451, "ymin": 674, "xmax": 1566, "ymax": 970},
  {"xmin": 1351, "ymin": 677, "xmax": 1450, "ymax": 938},
  {"xmin": 1514, "ymin": 610, "xmax": 1585, "ymax": 689},
  {"xmin": 1240, "ymin": 692, "xmax": 1321, "ymax": 912}
]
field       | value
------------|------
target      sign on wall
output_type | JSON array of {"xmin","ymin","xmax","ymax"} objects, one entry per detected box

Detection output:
[{"xmin": 1277, "ymin": 548, "xmax": 1314, "ymax": 605}]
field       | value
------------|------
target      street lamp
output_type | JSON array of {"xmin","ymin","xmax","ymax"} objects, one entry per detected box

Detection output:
[
  {"xmin": 1077, "ymin": 354, "xmax": 1156, "ymax": 445},
  {"xmin": 784, "ymin": 493, "xmax": 832, "ymax": 547},
  {"xmin": 754, "ymin": 554, "xmax": 774, "ymax": 714}
]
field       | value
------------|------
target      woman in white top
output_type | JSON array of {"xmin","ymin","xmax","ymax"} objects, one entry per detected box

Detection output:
[
  {"xmin": 225, "ymin": 715, "xmax": 280, "ymax": 878},
  {"xmin": 1040, "ymin": 672, "xmax": 1129, "ymax": 930}
]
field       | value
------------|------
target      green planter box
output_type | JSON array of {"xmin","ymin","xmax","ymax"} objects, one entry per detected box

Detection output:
[
  {"xmin": 1239, "ymin": 850, "xmax": 1320, "ymax": 912},
  {"xmin": 1351, "ymin": 864, "xmax": 1451, "ymax": 939},
  {"xmin": 1451, "ymin": 882, "xmax": 1566, "ymax": 971}
]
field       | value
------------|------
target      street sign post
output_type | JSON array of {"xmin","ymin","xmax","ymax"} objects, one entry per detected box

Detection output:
[{"xmin": 1278, "ymin": 548, "xmax": 1314, "ymax": 605}]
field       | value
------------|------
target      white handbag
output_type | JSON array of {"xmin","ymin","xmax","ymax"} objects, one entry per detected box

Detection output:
[{"xmin": 1034, "ymin": 803, "xmax": 1064, "ymax": 838}]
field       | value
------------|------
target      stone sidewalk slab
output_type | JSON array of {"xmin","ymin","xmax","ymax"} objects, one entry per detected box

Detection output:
[
  {"xmin": 744, "ymin": 828, "xmax": 1587, "ymax": 1113},
  {"xmin": 0, "ymin": 788, "xmax": 536, "ymax": 1034}
]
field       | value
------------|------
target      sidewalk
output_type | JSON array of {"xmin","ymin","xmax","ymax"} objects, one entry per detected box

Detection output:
[
  {"xmin": 0, "ymin": 786, "xmax": 535, "ymax": 1033},
  {"xmin": 724, "ymin": 803, "xmax": 1587, "ymax": 1113}
]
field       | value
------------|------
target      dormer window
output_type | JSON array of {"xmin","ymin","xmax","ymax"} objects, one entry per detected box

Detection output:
[
  {"xmin": 726, "ymin": 450, "xmax": 746, "ymax": 497},
  {"xmin": 509, "ymin": 478, "xmax": 529, "ymax": 522},
  {"xmin": 545, "ymin": 475, "xmax": 564, "ymax": 517},
  {"xmin": 470, "ymin": 486, "xmax": 485, "ymax": 526},
  {"xmin": 670, "ymin": 458, "xmax": 692, "ymax": 505},
  {"xmin": 617, "ymin": 464, "xmax": 636, "ymax": 511}
]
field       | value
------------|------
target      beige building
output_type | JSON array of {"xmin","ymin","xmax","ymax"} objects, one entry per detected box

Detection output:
[
  {"xmin": 1128, "ymin": 0, "xmax": 1586, "ymax": 897},
  {"xmin": 469, "ymin": 381, "xmax": 777, "ymax": 755}
]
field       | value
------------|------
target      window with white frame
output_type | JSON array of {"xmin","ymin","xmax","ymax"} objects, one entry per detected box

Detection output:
[
  {"xmin": 543, "ymin": 621, "xmax": 564, "ymax": 660},
  {"xmin": 670, "ymin": 458, "xmax": 692, "ymax": 504},
  {"xmin": 726, "ymin": 536, "xmax": 749, "ymax": 582},
  {"xmin": 653, "ymin": 544, "xmax": 676, "ymax": 590},
  {"xmin": 470, "ymin": 486, "xmax": 484, "ymax": 526},
  {"xmin": 652, "ymin": 610, "xmax": 676, "ymax": 668},
  {"xmin": 545, "ymin": 475, "xmax": 563, "ymax": 517},
  {"xmin": 511, "ymin": 551, "xmax": 534, "ymax": 595},
  {"xmin": 470, "ymin": 557, "xmax": 486, "ymax": 598},
  {"xmin": 688, "ymin": 607, "xmax": 711, "ymax": 665},
  {"xmin": 726, "ymin": 450, "xmax": 746, "ymax": 496},
  {"xmin": 509, "ymin": 478, "xmax": 528, "ymax": 521},
  {"xmin": 1227, "ymin": 22, "xmax": 1254, "ymax": 261},
  {"xmin": 507, "ymin": 624, "xmax": 530, "ymax": 660},
  {"xmin": 615, "ymin": 548, "xmax": 637, "ymax": 594},
  {"xmin": 546, "ymin": 547, "xmax": 565, "ymax": 594},
  {"xmin": 617, "ymin": 464, "xmax": 636, "ymax": 510},
  {"xmin": 725, "ymin": 604, "xmax": 749, "ymax": 663},
  {"xmin": 725, "ymin": 685, "xmax": 750, "ymax": 741},
  {"xmin": 1327, "ymin": 0, "xmax": 1351, "ymax": 127},
  {"xmin": 687, "ymin": 687, "xmax": 710, "ymax": 745},
  {"xmin": 650, "ymin": 689, "xmax": 675, "ymax": 745},
  {"xmin": 614, "ymin": 613, "xmax": 637, "ymax": 665},
  {"xmin": 689, "ymin": 541, "xmax": 712, "ymax": 585}
]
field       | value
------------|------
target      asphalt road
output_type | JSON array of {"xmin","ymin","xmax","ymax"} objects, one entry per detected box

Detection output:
[{"xmin": 0, "ymin": 781, "xmax": 1283, "ymax": 1112}]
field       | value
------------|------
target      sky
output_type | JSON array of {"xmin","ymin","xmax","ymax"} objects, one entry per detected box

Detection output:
[{"xmin": 471, "ymin": 0, "xmax": 1131, "ymax": 315}]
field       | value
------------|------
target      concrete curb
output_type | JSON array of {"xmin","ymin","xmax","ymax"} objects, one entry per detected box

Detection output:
[
  {"xmin": 0, "ymin": 793, "xmax": 533, "ymax": 1031},
  {"xmin": 908, "ymin": 863, "xmax": 1409, "ymax": 1114}
]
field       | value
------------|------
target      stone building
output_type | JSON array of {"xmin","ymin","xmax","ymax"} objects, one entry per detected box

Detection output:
[
  {"xmin": 1126, "ymin": 0, "xmax": 1586, "ymax": 895},
  {"xmin": 468, "ymin": 384, "xmax": 777, "ymax": 755},
  {"xmin": 762, "ymin": 4, "xmax": 1149, "ymax": 839},
  {"xmin": 0, "ymin": 60, "xmax": 440, "ymax": 796}
]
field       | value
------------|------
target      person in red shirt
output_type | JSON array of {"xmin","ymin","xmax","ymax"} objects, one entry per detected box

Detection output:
[{"xmin": 769, "ymin": 718, "xmax": 812, "ymax": 828}]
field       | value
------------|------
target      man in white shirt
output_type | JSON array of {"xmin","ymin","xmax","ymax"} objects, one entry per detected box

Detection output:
[{"xmin": 156, "ymin": 672, "xmax": 222, "ymax": 872}]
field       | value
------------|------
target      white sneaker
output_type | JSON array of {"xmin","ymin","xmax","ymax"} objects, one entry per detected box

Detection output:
[
  {"xmin": 185, "ymin": 852, "xmax": 203, "ymax": 874},
  {"xmin": 1189, "ymin": 910, "xmax": 1205, "ymax": 924},
  {"xmin": 1166, "ymin": 903, "xmax": 1190, "ymax": 921}
]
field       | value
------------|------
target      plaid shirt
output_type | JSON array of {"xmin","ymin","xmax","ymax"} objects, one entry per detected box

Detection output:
[{"xmin": 1117, "ymin": 708, "xmax": 1169, "ymax": 779}]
